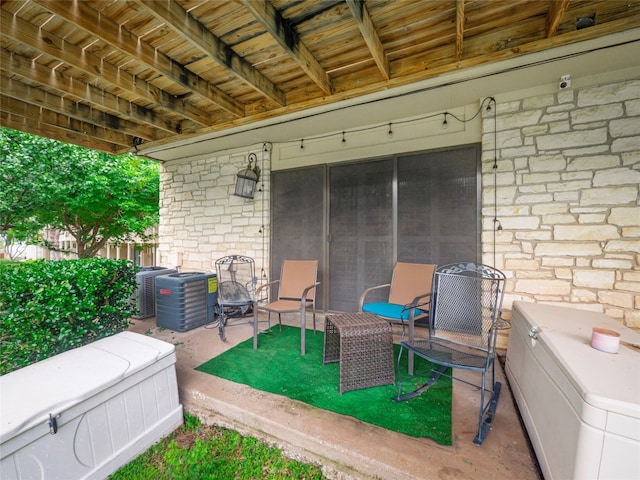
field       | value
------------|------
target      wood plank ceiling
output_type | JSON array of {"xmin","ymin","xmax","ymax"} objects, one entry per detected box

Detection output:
[{"xmin": 1, "ymin": 0, "xmax": 639, "ymax": 155}]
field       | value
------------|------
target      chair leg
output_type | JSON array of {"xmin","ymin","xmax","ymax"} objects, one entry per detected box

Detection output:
[
  {"xmin": 218, "ymin": 305, "xmax": 226, "ymax": 341},
  {"xmin": 474, "ymin": 381, "xmax": 502, "ymax": 445},
  {"xmin": 252, "ymin": 303, "xmax": 258, "ymax": 349},
  {"xmin": 393, "ymin": 363, "xmax": 447, "ymax": 402}
]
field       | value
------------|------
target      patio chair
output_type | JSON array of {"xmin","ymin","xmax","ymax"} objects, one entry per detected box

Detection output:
[
  {"xmin": 256, "ymin": 260, "xmax": 320, "ymax": 355},
  {"xmin": 215, "ymin": 255, "xmax": 258, "ymax": 348},
  {"xmin": 393, "ymin": 262, "xmax": 506, "ymax": 445},
  {"xmin": 358, "ymin": 262, "xmax": 436, "ymax": 374}
]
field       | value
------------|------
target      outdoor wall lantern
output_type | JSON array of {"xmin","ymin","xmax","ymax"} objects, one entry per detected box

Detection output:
[{"xmin": 234, "ymin": 153, "xmax": 260, "ymax": 199}]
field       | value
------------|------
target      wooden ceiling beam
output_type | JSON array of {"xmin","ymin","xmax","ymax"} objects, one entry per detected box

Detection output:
[
  {"xmin": 546, "ymin": 0, "xmax": 571, "ymax": 38},
  {"xmin": 1, "ymin": 111, "xmax": 123, "ymax": 154},
  {"xmin": 456, "ymin": 0, "xmax": 465, "ymax": 61},
  {"xmin": 0, "ymin": 74, "xmax": 162, "ymax": 143},
  {"xmin": 36, "ymin": 0, "xmax": 245, "ymax": 119},
  {"xmin": 0, "ymin": 9, "xmax": 211, "ymax": 127},
  {"xmin": 0, "ymin": 94, "xmax": 133, "ymax": 149},
  {"xmin": 136, "ymin": 0, "xmax": 286, "ymax": 106},
  {"xmin": 345, "ymin": 0, "xmax": 389, "ymax": 81},
  {"xmin": 242, "ymin": 0, "xmax": 334, "ymax": 92},
  {"xmin": 0, "ymin": 49, "xmax": 188, "ymax": 136}
]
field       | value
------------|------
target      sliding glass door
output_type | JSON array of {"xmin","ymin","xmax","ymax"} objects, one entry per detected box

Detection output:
[{"xmin": 270, "ymin": 144, "xmax": 480, "ymax": 312}]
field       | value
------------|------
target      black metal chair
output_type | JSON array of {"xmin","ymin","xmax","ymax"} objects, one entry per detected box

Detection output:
[
  {"xmin": 215, "ymin": 255, "xmax": 258, "ymax": 348},
  {"xmin": 393, "ymin": 262, "xmax": 506, "ymax": 445}
]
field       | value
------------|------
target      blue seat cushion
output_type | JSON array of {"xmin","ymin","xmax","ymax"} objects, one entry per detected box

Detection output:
[{"xmin": 362, "ymin": 302, "xmax": 426, "ymax": 321}]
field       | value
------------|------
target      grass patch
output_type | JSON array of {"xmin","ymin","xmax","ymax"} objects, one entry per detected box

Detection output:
[{"xmin": 110, "ymin": 413, "xmax": 327, "ymax": 480}]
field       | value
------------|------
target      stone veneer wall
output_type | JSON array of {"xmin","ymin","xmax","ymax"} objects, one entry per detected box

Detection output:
[
  {"xmin": 157, "ymin": 150, "xmax": 270, "ymax": 277},
  {"xmin": 482, "ymin": 78, "xmax": 640, "ymax": 330}
]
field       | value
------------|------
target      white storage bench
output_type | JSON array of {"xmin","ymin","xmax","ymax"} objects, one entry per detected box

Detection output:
[
  {"xmin": 506, "ymin": 301, "xmax": 640, "ymax": 480},
  {"xmin": 0, "ymin": 331, "xmax": 183, "ymax": 480}
]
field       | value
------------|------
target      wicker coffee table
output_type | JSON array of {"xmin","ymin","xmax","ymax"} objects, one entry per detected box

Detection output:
[{"xmin": 323, "ymin": 312, "xmax": 395, "ymax": 394}]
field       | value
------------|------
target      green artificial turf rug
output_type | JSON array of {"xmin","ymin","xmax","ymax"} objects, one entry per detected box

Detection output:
[{"xmin": 196, "ymin": 325, "xmax": 452, "ymax": 445}]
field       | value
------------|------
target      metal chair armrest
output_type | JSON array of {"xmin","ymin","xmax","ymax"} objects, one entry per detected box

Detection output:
[
  {"xmin": 358, "ymin": 283, "xmax": 391, "ymax": 311},
  {"xmin": 300, "ymin": 282, "xmax": 320, "ymax": 304},
  {"xmin": 256, "ymin": 279, "xmax": 280, "ymax": 297}
]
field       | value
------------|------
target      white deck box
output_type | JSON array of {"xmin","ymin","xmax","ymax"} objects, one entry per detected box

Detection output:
[
  {"xmin": 506, "ymin": 301, "xmax": 640, "ymax": 480},
  {"xmin": 0, "ymin": 331, "xmax": 183, "ymax": 480}
]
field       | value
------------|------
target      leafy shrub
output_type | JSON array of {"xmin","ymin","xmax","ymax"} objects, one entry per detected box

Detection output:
[{"xmin": 0, "ymin": 258, "xmax": 138, "ymax": 375}]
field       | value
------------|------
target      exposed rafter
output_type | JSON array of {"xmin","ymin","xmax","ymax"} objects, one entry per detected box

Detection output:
[
  {"xmin": 0, "ymin": 74, "xmax": 161, "ymax": 143},
  {"xmin": 346, "ymin": 0, "xmax": 389, "ymax": 81},
  {"xmin": 547, "ymin": 0, "xmax": 572, "ymax": 38},
  {"xmin": 244, "ymin": 0, "xmax": 334, "ymax": 93},
  {"xmin": 456, "ymin": 0, "xmax": 465, "ymax": 62},
  {"xmin": 0, "ymin": 50, "xmax": 188, "ymax": 137},
  {"xmin": 36, "ymin": 0, "xmax": 245, "ymax": 119},
  {"xmin": 0, "ymin": 9, "xmax": 210, "ymax": 128},
  {"xmin": 136, "ymin": 0, "xmax": 286, "ymax": 107}
]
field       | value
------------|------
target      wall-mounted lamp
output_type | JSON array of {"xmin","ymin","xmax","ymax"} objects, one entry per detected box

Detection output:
[{"xmin": 234, "ymin": 153, "xmax": 260, "ymax": 199}]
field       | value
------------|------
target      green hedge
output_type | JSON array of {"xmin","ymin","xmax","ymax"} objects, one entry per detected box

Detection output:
[{"xmin": 0, "ymin": 258, "xmax": 138, "ymax": 375}]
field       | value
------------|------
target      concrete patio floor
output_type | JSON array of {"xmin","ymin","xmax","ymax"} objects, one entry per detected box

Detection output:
[{"xmin": 128, "ymin": 313, "xmax": 542, "ymax": 480}]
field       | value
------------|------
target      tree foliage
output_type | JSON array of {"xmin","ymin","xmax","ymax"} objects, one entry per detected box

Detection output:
[{"xmin": 0, "ymin": 127, "xmax": 159, "ymax": 258}]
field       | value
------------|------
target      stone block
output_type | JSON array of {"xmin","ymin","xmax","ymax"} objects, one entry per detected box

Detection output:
[
  {"xmin": 625, "ymin": 310, "xmax": 640, "ymax": 328},
  {"xmin": 570, "ymin": 290, "xmax": 598, "ymax": 302},
  {"xmin": 605, "ymin": 240, "xmax": 640, "ymax": 254},
  {"xmin": 515, "ymin": 193, "xmax": 554, "ymax": 204},
  {"xmin": 543, "ymin": 214, "xmax": 576, "ymax": 224},
  {"xmin": 564, "ymin": 145, "xmax": 610, "ymax": 156},
  {"xmin": 547, "ymin": 180, "xmax": 592, "ymax": 192},
  {"xmin": 573, "ymin": 269, "xmax": 615, "ymax": 289},
  {"xmin": 536, "ymin": 128, "xmax": 607, "ymax": 151},
  {"xmin": 504, "ymin": 259, "xmax": 539, "ymax": 270},
  {"xmin": 532, "ymin": 203, "xmax": 569, "ymax": 215},
  {"xmin": 578, "ymin": 213, "xmax": 606, "ymax": 223},
  {"xmin": 522, "ymin": 172, "xmax": 560, "ymax": 184},
  {"xmin": 555, "ymin": 267, "xmax": 573, "ymax": 279},
  {"xmin": 497, "ymin": 110, "xmax": 542, "ymax": 131},
  {"xmin": 616, "ymin": 282, "xmax": 640, "ymax": 293},
  {"xmin": 567, "ymin": 155, "xmax": 620, "ymax": 171},
  {"xmin": 578, "ymin": 80, "xmax": 640, "ymax": 107},
  {"xmin": 612, "ymin": 136, "xmax": 640, "ymax": 153},
  {"xmin": 529, "ymin": 154, "xmax": 566, "ymax": 172},
  {"xmin": 554, "ymin": 224, "xmax": 619, "ymax": 241},
  {"xmin": 572, "ymin": 104, "xmax": 624, "ymax": 124},
  {"xmin": 581, "ymin": 187, "xmax": 637, "ymax": 206},
  {"xmin": 535, "ymin": 242, "xmax": 602, "ymax": 256},
  {"xmin": 594, "ymin": 167, "xmax": 640, "ymax": 187},
  {"xmin": 542, "ymin": 258, "xmax": 574, "ymax": 267},
  {"xmin": 541, "ymin": 112, "xmax": 569, "ymax": 123},
  {"xmin": 610, "ymin": 117, "xmax": 640, "ymax": 138},
  {"xmin": 515, "ymin": 231, "xmax": 553, "ymax": 241},
  {"xmin": 523, "ymin": 94, "xmax": 555, "ymax": 109},
  {"xmin": 501, "ymin": 145, "xmax": 538, "ymax": 158},
  {"xmin": 609, "ymin": 207, "xmax": 640, "ymax": 226},
  {"xmin": 598, "ymin": 291, "xmax": 634, "ymax": 309},
  {"xmin": 516, "ymin": 279, "xmax": 571, "ymax": 295}
]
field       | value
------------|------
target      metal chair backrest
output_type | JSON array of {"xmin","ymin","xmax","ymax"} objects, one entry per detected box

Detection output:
[
  {"xmin": 430, "ymin": 262, "xmax": 505, "ymax": 353},
  {"xmin": 277, "ymin": 260, "xmax": 318, "ymax": 301},
  {"xmin": 388, "ymin": 262, "xmax": 436, "ymax": 306},
  {"xmin": 215, "ymin": 255, "xmax": 257, "ymax": 306}
]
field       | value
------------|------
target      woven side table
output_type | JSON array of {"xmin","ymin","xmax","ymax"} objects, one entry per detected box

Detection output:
[{"xmin": 323, "ymin": 312, "xmax": 395, "ymax": 394}]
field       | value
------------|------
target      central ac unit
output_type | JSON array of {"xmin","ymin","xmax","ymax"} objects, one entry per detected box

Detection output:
[{"xmin": 133, "ymin": 266, "xmax": 177, "ymax": 319}]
